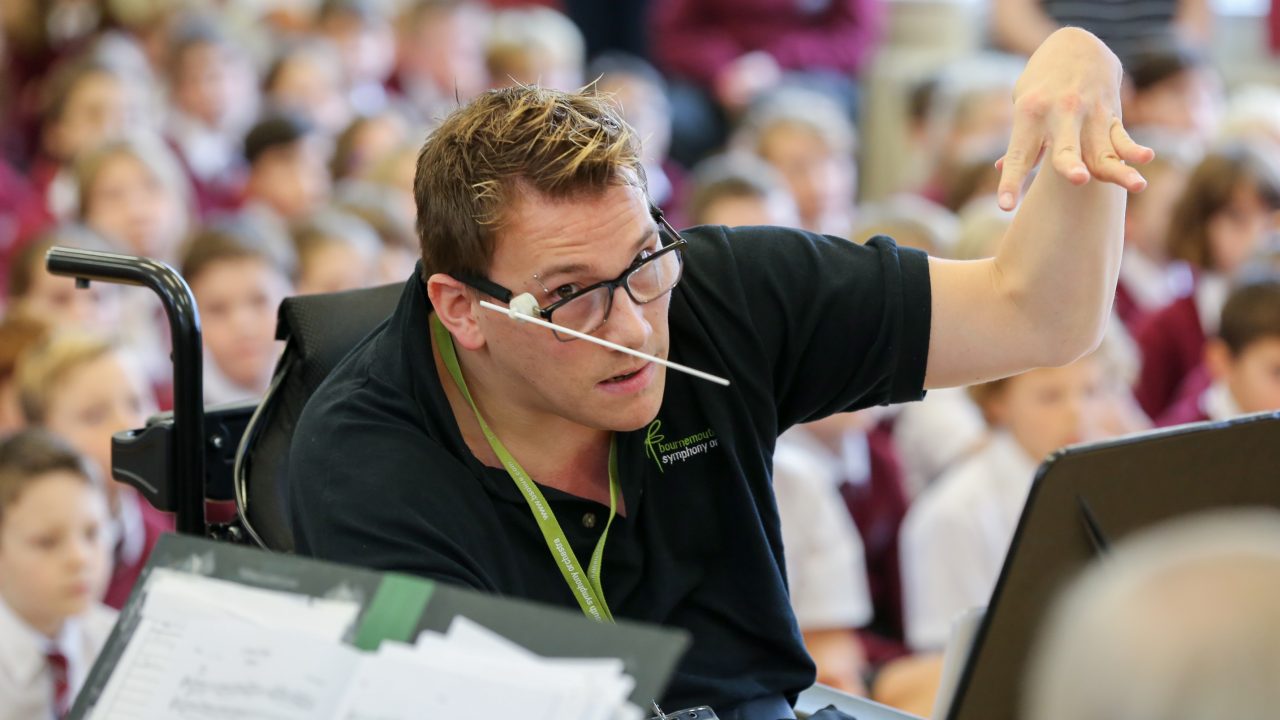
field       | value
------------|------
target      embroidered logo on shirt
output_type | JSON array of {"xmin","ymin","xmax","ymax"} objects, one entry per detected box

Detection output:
[{"xmin": 644, "ymin": 419, "xmax": 719, "ymax": 473}]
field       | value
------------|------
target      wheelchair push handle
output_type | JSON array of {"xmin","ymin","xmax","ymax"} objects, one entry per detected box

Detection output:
[{"xmin": 45, "ymin": 246, "xmax": 208, "ymax": 535}]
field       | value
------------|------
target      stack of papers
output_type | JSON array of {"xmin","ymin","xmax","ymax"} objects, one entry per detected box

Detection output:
[{"xmin": 88, "ymin": 570, "xmax": 642, "ymax": 720}]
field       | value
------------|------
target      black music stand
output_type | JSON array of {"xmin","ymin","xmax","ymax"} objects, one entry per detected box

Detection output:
[{"xmin": 945, "ymin": 410, "xmax": 1280, "ymax": 720}]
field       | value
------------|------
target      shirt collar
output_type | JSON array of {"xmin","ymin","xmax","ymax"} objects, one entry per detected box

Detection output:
[
  {"xmin": 1202, "ymin": 381, "xmax": 1243, "ymax": 422},
  {"xmin": 115, "ymin": 491, "xmax": 147, "ymax": 567},
  {"xmin": 0, "ymin": 596, "xmax": 62, "ymax": 687},
  {"xmin": 1195, "ymin": 272, "xmax": 1230, "ymax": 337},
  {"xmin": 1120, "ymin": 249, "xmax": 1193, "ymax": 310},
  {"xmin": 988, "ymin": 432, "xmax": 1042, "ymax": 493},
  {"xmin": 775, "ymin": 425, "xmax": 874, "ymax": 489}
]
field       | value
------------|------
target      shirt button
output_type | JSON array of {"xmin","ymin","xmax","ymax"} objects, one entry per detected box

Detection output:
[{"xmin": 582, "ymin": 512, "xmax": 597, "ymax": 529}]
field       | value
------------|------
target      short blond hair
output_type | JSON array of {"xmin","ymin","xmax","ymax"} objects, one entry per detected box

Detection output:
[
  {"xmin": 413, "ymin": 86, "xmax": 644, "ymax": 280},
  {"xmin": 72, "ymin": 133, "xmax": 193, "ymax": 235},
  {"xmin": 16, "ymin": 332, "xmax": 119, "ymax": 425}
]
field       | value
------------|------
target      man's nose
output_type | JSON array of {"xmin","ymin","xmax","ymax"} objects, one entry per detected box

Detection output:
[{"xmin": 601, "ymin": 287, "xmax": 652, "ymax": 351}]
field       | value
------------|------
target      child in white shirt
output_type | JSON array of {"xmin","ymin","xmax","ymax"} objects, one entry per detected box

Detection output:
[
  {"xmin": 0, "ymin": 430, "xmax": 116, "ymax": 720},
  {"xmin": 900, "ymin": 352, "xmax": 1107, "ymax": 651}
]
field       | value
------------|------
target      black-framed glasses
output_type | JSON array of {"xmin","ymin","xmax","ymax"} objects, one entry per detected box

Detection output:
[{"xmin": 453, "ymin": 207, "xmax": 688, "ymax": 341}]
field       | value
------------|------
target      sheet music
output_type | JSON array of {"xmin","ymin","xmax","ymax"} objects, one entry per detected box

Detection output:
[
  {"xmin": 88, "ymin": 570, "xmax": 362, "ymax": 720},
  {"xmin": 86, "ymin": 570, "xmax": 641, "ymax": 720},
  {"xmin": 142, "ymin": 569, "xmax": 360, "ymax": 642},
  {"xmin": 90, "ymin": 613, "xmax": 359, "ymax": 719}
]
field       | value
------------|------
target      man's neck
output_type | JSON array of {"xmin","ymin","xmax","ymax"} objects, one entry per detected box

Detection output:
[{"xmin": 432, "ymin": 333, "xmax": 619, "ymax": 509}]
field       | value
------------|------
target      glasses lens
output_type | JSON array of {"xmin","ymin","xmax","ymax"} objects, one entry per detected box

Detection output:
[
  {"xmin": 549, "ymin": 285, "xmax": 611, "ymax": 338},
  {"xmin": 626, "ymin": 248, "xmax": 683, "ymax": 302}
]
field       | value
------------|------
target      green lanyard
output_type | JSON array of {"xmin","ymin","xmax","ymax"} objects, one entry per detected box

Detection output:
[{"xmin": 430, "ymin": 315, "xmax": 618, "ymax": 623}]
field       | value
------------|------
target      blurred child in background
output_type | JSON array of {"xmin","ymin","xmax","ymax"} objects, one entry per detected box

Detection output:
[
  {"xmin": 734, "ymin": 88, "xmax": 858, "ymax": 236},
  {"xmin": 1134, "ymin": 144, "xmax": 1280, "ymax": 419},
  {"xmin": 332, "ymin": 181, "xmax": 421, "ymax": 283},
  {"xmin": 181, "ymin": 222, "xmax": 295, "ymax": 405},
  {"xmin": 6, "ymin": 228, "xmax": 121, "ymax": 334},
  {"xmin": 162, "ymin": 16, "xmax": 256, "ymax": 215},
  {"xmin": 0, "ymin": 430, "xmax": 115, "ymax": 720},
  {"xmin": 485, "ymin": 6, "xmax": 584, "ymax": 92},
  {"xmin": 1122, "ymin": 39, "xmax": 1223, "ymax": 148},
  {"xmin": 316, "ymin": 0, "xmax": 397, "ymax": 116},
  {"xmin": 291, "ymin": 210, "xmax": 381, "ymax": 295},
  {"xmin": 72, "ymin": 134, "xmax": 191, "ymax": 265},
  {"xmin": 852, "ymin": 195, "xmax": 958, "ymax": 257},
  {"xmin": 241, "ymin": 112, "xmax": 333, "ymax": 228},
  {"xmin": 263, "ymin": 39, "xmax": 352, "ymax": 137},
  {"xmin": 1160, "ymin": 273, "xmax": 1280, "ymax": 425},
  {"xmin": 686, "ymin": 153, "xmax": 799, "ymax": 228},
  {"xmin": 33, "ymin": 56, "xmax": 136, "ymax": 207},
  {"xmin": 391, "ymin": 0, "xmax": 490, "ymax": 122},
  {"xmin": 329, "ymin": 111, "xmax": 409, "ymax": 182},
  {"xmin": 16, "ymin": 332, "xmax": 167, "ymax": 609},
  {"xmin": 901, "ymin": 349, "xmax": 1110, "ymax": 651}
]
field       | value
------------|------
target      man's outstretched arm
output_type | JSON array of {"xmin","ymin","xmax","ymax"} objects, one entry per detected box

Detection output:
[{"xmin": 923, "ymin": 27, "xmax": 1154, "ymax": 390}]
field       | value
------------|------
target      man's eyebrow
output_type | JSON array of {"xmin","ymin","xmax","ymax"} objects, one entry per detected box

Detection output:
[{"xmin": 537, "ymin": 225, "xmax": 658, "ymax": 281}]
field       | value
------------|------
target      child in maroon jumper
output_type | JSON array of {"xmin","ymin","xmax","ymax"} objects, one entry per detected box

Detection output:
[
  {"xmin": 1159, "ymin": 274, "xmax": 1280, "ymax": 426},
  {"xmin": 1133, "ymin": 144, "xmax": 1280, "ymax": 419},
  {"xmin": 162, "ymin": 18, "xmax": 257, "ymax": 216},
  {"xmin": 1115, "ymin": 153, "xmax": 1193, "ymax": 331}
]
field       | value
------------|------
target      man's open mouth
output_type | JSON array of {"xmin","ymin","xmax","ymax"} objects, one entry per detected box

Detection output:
[{"xmin": 603, "ymin": 366, "xmax": 646, "ymax": 384}]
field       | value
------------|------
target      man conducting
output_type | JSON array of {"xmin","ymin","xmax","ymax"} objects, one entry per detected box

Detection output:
[{"xmin": 290, "ymin": 28, "xmax": 1152, "ymax": 719}]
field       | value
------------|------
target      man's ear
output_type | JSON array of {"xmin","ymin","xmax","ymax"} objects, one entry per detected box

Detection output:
[
  {"xmin": 1204, "ymin": 338, "xmax": 1233, "ymax": 381},
  {"xmin": 426, "ymin": 273, "xmax": 486, "ymax": 351}
]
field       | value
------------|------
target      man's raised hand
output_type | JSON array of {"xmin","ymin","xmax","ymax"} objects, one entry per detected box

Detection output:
[{"xmin": 996, "ymin": 28, "xmax": 1156, "ymax": 211}]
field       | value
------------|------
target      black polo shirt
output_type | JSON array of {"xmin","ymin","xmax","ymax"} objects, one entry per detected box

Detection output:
[{"xmin": 289, "ymin": 224, "xmax": 931, "ymax": 715}]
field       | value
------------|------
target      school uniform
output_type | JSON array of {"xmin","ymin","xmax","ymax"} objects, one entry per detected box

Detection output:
[
  {"xmin": 899, "ymin": 432, "xmax": 1038, "ymax": 652},
  {"xmin": 0, "ymin": 595, "xmax": 116, "ymax": 720},
  {"xmin": 1114, "ymin": 249, "xmax": 1192, "ymax": 332},
  {"xmin": 891, "ymin": 386, "xmax": 988, "ymax": 498},
  {"xmin": 1133, "ymin": 273, "xmax": 1228, "ymax": 419},
  {"xmin": 772, "ymin": 428, "xmax": 874, "ymax": 633},
  {"xmin": 837, "ymin": 424, "xmax": 913, "ymax": 663},
  {"xmin": 1156, "ymin": 380, "xmax": 1244, "ymax": 428},
  {"xmin": 103, "ymin": 491, "xmax": 172, "ymax": 609},
  {"xmin": 164, "ymin": 113, "xmax": 246, "ymax": 218}
]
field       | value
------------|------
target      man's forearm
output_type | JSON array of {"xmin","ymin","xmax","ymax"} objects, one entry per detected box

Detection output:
[{"xmin": 993, "ymin": 162, "xmax": 1126, "ymax": 366}]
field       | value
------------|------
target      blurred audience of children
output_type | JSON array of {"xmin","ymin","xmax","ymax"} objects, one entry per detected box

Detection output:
[
  {"xmin": 1159, "ymin": 273, "xmax": 1280, "ymax": 425},
  {"xmin": 1133, "ymin": 144, "xmax": 1280, "ymax": 419}
]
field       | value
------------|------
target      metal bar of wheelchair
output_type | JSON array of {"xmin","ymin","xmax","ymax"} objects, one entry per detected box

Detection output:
[{"xmin": 46, "ymin": 246, "xmax": 207, "ymax": 535}]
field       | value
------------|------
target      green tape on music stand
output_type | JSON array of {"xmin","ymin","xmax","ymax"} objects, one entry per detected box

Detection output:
[{"xmin": 353, "ymin": 573, "xmax": 435, "ymax": 651}]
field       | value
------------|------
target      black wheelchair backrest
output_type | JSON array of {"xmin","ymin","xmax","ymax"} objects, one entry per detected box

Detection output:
[{"xmin": 235, "ymin": 282, "xmax": 402, "ymax": 551}]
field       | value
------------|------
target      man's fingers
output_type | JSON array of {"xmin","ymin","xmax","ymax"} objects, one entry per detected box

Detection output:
[
  {"xmin": 998, "ymin": 98, "xmax": 1049, "ymax": 210},
  {"xmin": 1081, "ymin": 116, "xmax": 1149, "ymax": 192},
  {"xmin": 1110, "ymin": 119, "xmax": 1156, "ymax": 166},
  {"xmin": 1049, "ymin": 106, "xmax": 1089, "ymax": 186}
]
